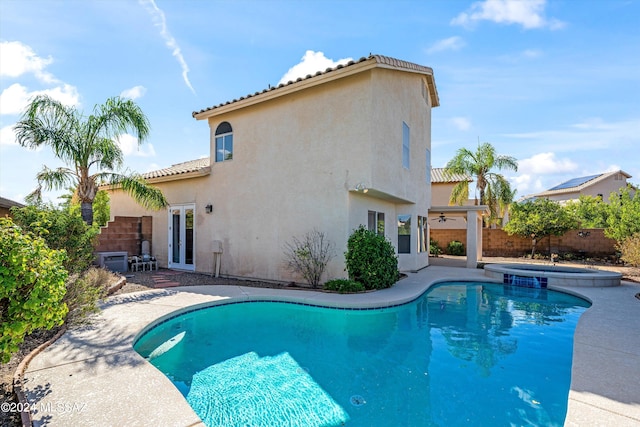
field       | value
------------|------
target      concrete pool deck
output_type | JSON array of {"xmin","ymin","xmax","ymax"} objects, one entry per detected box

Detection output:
[{"xmin": 22, "ymin": 265, "xmax": 640, "ymax": 427}]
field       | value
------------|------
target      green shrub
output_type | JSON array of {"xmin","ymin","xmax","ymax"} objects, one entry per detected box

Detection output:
[
  {"xmin": 324, "ymin": 279, "xmax": 365, "ymax": 293},
  {"xmin": 0, "ymin": 218, "xmax": 69, "ymax": 363},
  {"xmin": 345, "ymin": 225, "xmax": 399, "ymax": 290},
  {"xmin": 447, "ymin": 240, "xmax": 465, "ymax": 256},
  {"xmin": 11, "ymin": 204, "xmax": 99, "ymax": 273},
  {"xmin": 430, "ymin": 239, "xmax": 442, "ymax": 256},
  {"xmin": 618, "ymin": 233, "xmax": 640, "ymax": 267}
]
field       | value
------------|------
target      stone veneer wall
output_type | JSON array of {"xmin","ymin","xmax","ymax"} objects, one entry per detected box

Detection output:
[
  {"xmin": 95, "ymin": 216, "xmax": 152, "ymax": 257},
  {"xmin": 430, "ymin": 228, "xmax": 617, "ymax": 258}
]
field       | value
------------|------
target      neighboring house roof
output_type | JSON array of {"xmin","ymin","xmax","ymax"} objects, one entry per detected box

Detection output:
[
  {"xmin": 142, "ymin": 158, "xmax": 211, "ymax": 183},
  {"xmin": 0, "ymin": 196, "xmax": 25, "ymax": 209},
  {"xmin": 431, "ymin": 168, "xmax": 472, "ymax": 184},
  {"xmin": 192, "ymin": 54, "xmax": 439, "ymax": 119},
  {"xmin": 534, "ymin": 170, "xmax": 631, "ymax": 198}
]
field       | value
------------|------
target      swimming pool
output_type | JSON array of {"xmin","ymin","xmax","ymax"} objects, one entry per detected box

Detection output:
[{"xmin": 134, "ymin": 282, "xmax": 590, "ymax": 426}]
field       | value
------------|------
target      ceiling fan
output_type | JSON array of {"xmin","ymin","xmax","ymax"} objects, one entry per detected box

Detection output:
[{"xmin": 432, "ymin": 213, "xmax": 456, "ymax": 223}]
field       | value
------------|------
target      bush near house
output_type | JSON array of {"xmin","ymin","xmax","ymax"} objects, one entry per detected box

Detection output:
[
  {"xmin": 430, "ymin": 239, "xmax": 442, "ymax": 257},
  {"xmin": 447, "ymin": 240, "xmax": 465, "ymax": 256},
  {"xmin": 0, "ymin": 218, "xmax": 68, "ymax": 363},
  {"xmin": 283, "ymin": 230, "xmax": 335, "ymax": 288},
  {"xmin": 10, "ymin": 204, "xmax": 111, "ymax": 326},
  {"xmin": 324, "ymin": 279, "xmax": 365, "ymax": 293},
  {"xmin": 618, "ymin": 233, "xmax": 640, "ymax": 267},
  {"xmin": 11, "ymin": 204, "xmax": 99, "ymax": 273},
  {"xmin": 345, "ymin": 225, "xmax": 399, "ymax": 290}
]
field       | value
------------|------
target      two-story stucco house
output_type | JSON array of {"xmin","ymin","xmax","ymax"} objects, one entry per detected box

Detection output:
[{"xmin": 107, "ymin": 54, "xmax": 439, "ymax": 282}]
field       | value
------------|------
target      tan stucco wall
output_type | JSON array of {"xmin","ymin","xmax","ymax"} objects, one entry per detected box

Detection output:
[{"xmin": 109, "ymin": 66, "xmax": 434, "ymax": 282}]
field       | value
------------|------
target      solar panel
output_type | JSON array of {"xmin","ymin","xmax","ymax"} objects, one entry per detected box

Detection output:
[{"xmin": 548, "ymin": 174, "xmax": 601, "ymax": 191}]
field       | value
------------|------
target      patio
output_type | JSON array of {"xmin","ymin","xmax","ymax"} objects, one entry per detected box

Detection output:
[{"xmin": 21, "ymin": 264, "xmax": 640, "ymax": 426}]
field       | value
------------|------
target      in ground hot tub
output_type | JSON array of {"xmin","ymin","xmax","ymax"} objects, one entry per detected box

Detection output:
[{"xmin": 484, "ymin": 263, "xmax": 621, "ymax": 288}]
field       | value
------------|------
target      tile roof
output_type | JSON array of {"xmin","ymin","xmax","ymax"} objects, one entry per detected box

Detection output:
[
  {"xmin": 431, "ymin": 168, "xmax": 472, "ymax": 183},
  {"xmin": 142, "ymin": 158, "xmax": 210, "ymax": 180},
  {"xmin": 192, "ymin": 54, "xmax": 439, "ymax": 118}
]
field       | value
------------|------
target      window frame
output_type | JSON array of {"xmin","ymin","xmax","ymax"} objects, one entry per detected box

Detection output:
[
  {"xmin": 367, "ymin": 210, "xmax": 386, "ymax": 236},
  {"xmin": 214, "ymin": 122, "xmax": 233, "ymax": 162},
  {"xmin": 397, "ymin": 214, "xmax": 411, "ymax": 254}
]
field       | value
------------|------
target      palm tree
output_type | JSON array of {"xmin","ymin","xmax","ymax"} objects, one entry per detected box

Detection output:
[
  {"xmin": 14, "ymin": 95, "xmax": 167, "ymax": 224},
  {"xmin": 445, "ymin": 142, "xmax": 518, "ymax": 226}
]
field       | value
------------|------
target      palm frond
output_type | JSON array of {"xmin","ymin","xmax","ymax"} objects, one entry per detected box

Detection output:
[
  {"xmin": 88, "ymin": 137, "xmax": 124, "ymax": 171},
  {"xmin": 35, "ymin": 165, "xmax": 77, "ymax": 191},
  {"xmin": 14, "ymin": 95, "xmax": 79, "ymax": 156},
  {"xmin": 87, "ymin": 97, "xmax": 150, "ymax": 144},
  {"xmin": 449, "ymin": 181, "xmax": 469, "ymax": 206},
  {"xmin": 106, "ymin": 173, "xmax": 167, "ymax": 210}
]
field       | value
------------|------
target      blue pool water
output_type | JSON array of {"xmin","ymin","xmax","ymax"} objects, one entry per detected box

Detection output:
[{"xmin": 134, "ymin": 282, "xmax": 590, "ymax": 426}]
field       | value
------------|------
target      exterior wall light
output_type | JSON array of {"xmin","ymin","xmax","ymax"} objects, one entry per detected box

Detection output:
[
  {"xmin": 205, "ymin": 204, "xmax": 213, "ymax": 214},
  {"xmin": 355, "ymin": 183, "xmax": 368, "ymax": 193}
]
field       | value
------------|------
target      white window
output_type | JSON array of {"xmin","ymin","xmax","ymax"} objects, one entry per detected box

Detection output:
[
  {"xmin": 402, "ymin": 122, "xmax": 410, "ymax": 169},
  {"xmin": 214, "ymin": 122, "xmax": 233, "ymax": 162},
  {"xmin": 368, "ymin": 210, "xmax": 385, "ymax": 236},
  {"xmin": 398, "ymin": 214, "xmax": 411, "ymax": 254}
]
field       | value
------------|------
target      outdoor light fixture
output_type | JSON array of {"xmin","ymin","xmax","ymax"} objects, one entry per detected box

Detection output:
[
  {"xmin": 205, "ymin": 204, "xmax": 213, "ymax": 214},
  {"xmin": 355, "ymin": 183, "xmax": 368, "ymax": 193}
]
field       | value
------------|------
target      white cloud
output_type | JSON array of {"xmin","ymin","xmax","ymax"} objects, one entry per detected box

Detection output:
[
  {"xmin": 451, "ymin": 0, "xmax": 565, "ymax": 30},
  {"xmin": 510, "ymin": 152, "xmax": 577, "ymax": 196},
  {"xmin": 116, "ymin": 133, "xmax": 156, "ymax": 157},
  {"xmin": 0, "ymin": 41, "xmax": 57, "ymax": 83},
  {"xmin": 140, "ymin": 0, "xmax": 195, "ymax": 94},
  {"xmin": 120, "ymin": 85, "xmax": 147, "ymax": 100},
  {"xmin": 0, "ymin": 83, "xmax": 80, "ymax": 116},
  {"xmin": 0, "ymin": 124, "xmax": 17, "ymax": 146},
  {"xmin": 278, "ymin": 51, "xmax": 353, "ymax": 85},
  {"xmin": 511, "ymin": 173, "xmax": 544, "ymax": 195},
  {"xmin": 427, "ymin": 36, "xmax": 466, "ymax": 54},
  {"xmin": 518, "ymin": 152, "xmax": 578, "ymax": 175},
  {"xmin": 449, "ymin": 117, "xmax": 472, "ymax": 131}
]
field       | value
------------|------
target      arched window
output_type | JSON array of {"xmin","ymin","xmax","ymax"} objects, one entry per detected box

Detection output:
[{"xmin": 214, "ymin": 122, "xmax": 233, "ymax": 162}]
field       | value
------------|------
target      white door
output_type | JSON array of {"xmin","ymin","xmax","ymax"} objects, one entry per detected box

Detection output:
[{"xmin": 168, "ymin": 204, "xmax": 195, "ymax": 270}]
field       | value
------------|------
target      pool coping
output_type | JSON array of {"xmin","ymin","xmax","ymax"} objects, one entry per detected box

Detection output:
[{"xmin": 22, "ymin": 265, "xmax": 640, "ymax": 427}]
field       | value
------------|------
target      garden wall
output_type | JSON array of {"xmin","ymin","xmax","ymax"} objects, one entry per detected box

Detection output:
[
  {"xmin": 95, "ymin": 216, "xmax": 152, "ymax": 257},
  {"xmin": 430, "ymin": 228, "xmax": 617, "ymax": 258}
]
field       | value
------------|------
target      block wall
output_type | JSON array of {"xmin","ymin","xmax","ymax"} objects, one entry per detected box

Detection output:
[
  {"xmin": 430, "ymin": 228, "xmax": 617, "ymax": 258},
  {"xmin": 95, "ymin": 216, "xmax": 152, "ymax": 257}
]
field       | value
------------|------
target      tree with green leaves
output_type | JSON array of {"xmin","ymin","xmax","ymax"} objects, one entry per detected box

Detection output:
[
  {"xmin": 604, "ymin": 185, "xmax": 640, "ymax": 242},
  {"xmin": 565, "ymin": 195, "xmax": 608, "ymax": 228},
  {"xmin": 503, "ymin": 198, "xmax": 578, "ymax": 257},
  {"xmin": 14, "ymin": 95, "xmax": 167, "ymax": 224},
  {"xmin": 445, "ymin": 142, "xmax": 518, "ymax": 226}
]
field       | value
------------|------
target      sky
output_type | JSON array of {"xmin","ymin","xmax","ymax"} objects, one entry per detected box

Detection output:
[{"xmin": 1, "ymin": 0, "xmax": 639, "ymax": 205}]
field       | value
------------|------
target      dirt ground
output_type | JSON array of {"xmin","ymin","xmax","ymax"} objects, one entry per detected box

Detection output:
[{"xmin": 2, "ymin": 259, "xmax": 638, "ymax": 427}]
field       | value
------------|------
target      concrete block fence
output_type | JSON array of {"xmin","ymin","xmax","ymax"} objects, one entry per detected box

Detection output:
[{"xmin": 430, "ymin": 228, "xmax": 617, "ymax": 258}]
